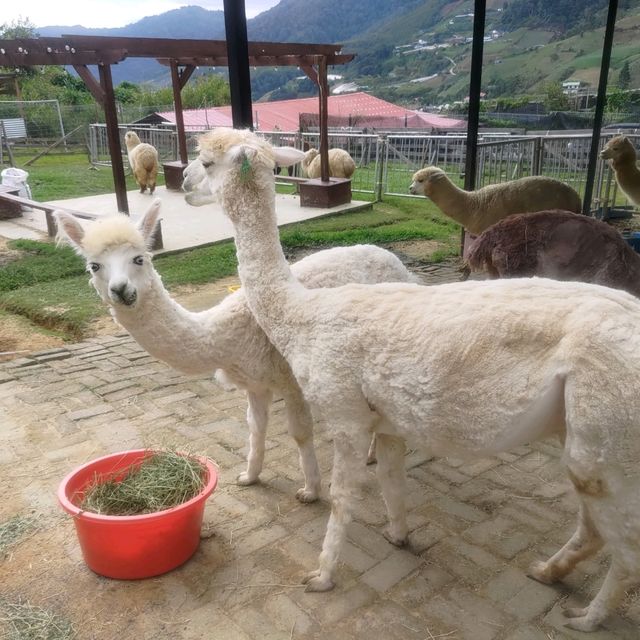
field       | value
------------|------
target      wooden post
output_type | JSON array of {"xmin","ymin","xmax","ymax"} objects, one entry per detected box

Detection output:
[
  {"xmin": 318, "ymin": 56, "xmax": 330, "ymax": 183},
  {"xmin": 98, "ymin": 63, "xmax": 129, "ymax": 214},
  {"xmin": 170, "ymin": 60, "xmax": 189, "ymax": 164}
]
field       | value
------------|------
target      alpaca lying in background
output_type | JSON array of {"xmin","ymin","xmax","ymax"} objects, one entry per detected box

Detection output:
[
  {"xmin": 302, "ymin": 148, "xmax": 356, "ymax": 179},
  {"xmin": 197, "ymin": 127, "xmax": 640, "ymax": 632},
  {"xmin": 467, "ymin": 209, "xmax": 640, "ymax": 297},
  {"xmin": 600, "ymin": 135, "xmax": 640, "ymax": 205},
  {"xmin": 409, "ymin": 166, "xmax": 582, "ymax": 234},
  {"xmin": 54, "ymin": 202, "xmax": 417, "ymax": 503},
  {"xmin": 124, "ymin": 131, "xmax": 159, "ymax": 195}
]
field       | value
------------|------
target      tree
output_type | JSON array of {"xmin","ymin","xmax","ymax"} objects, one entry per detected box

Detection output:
[
  {"xmin": 543, "ymin": 82, "xmax": 570, "ymax": 111},
  {"xmin": 618, "ymin": 61, "xmax": 631, "ymax": 90},
  {"xmin": 0, "ymin": 18, "xmax": 38, "ymax": 76}
]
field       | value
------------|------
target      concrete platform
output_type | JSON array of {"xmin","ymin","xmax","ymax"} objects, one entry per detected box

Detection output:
[{"xmin": 0, "ymin": 186, "xmax": 372, "ymax": 253}]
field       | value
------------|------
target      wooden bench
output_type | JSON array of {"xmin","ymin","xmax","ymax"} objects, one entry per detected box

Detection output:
[{"xmin": 0, "ymin": 191, "xmax": 164, "ymax": 249}]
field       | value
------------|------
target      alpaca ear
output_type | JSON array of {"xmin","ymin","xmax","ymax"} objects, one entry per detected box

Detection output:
[
  {"xmin": 273, "ymin": 146, "xmax": 305, "ymax": 168},
  {"xmin": 137, "ymin": 199, "xmax": 162, "ymax": 247},
  {"xmin": 53, "ymin": 211, "xmax": 85, "ymax": 251}
]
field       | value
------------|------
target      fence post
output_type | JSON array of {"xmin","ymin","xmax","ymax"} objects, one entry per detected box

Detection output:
[
  {"xmin": 374, "ymin": 134, "xmax": 387, "ymax": 202},
  {"xmin": 532, "ymin": 137, "xmax": 543, "ymax": 175}
]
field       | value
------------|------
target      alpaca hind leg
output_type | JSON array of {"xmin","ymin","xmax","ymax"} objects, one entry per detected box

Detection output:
[
  {"xmin": 563, "ymin": 562, "xmax": 633, "ymax": 632},
  {"xmin": 528, "ymin": 501, "xmax": 603, "ymax": 584},
  {"xmin": 237, "ymin": 389, "xmax": 272, "ymax": 486},
  {"xmin": 284, "ymin": 391, "xmax": 321, "ymax": 503},
  {"xmin": 304, "ymin": 421, "xmax": 372, "ymax": 591},
  {"xmin": 375, "ymin": 432, "xmax": 408, "ymax": 546}
]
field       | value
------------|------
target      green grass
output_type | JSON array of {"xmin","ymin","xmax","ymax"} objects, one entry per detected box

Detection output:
[
  {"xmin": 0, "ymin": 155, "xmax": 458, "ymax": 341},
  {"xmin": 9, "ymin": 149, "xmax": 165, "ymax": 201}
]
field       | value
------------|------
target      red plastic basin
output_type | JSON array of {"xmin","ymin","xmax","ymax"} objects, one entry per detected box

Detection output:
[{"xmin": 58, "ymin": 449, "xmax": 218, "ymax": 580}]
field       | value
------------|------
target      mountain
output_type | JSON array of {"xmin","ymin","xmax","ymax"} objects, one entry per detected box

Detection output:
[
  {"xmin": 37, "ymin": 6, "xmax": 227, "ymax": 85},
  {"xmin": 31, "ymin": 0, "xmax": 640, "ymax": 104}
]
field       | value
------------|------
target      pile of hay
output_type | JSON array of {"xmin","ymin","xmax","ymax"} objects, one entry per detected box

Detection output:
[{"xmin": 80, "ymin": 451, "xmax": 206, "ymax": 516}]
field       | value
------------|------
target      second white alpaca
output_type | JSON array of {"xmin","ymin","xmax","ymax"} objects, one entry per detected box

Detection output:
[
  {"xmin": 54, "ymin": 202, "xmax": 417, "ymax": 503},
  {"xmin": 197, "ymin": 127, "xmax": 640, "ymax": 633}
]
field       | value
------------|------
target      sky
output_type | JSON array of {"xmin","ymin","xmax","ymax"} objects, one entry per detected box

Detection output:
[{"xmin": 2, "ymin": 1, "xmax": 281, "ymax": 30}]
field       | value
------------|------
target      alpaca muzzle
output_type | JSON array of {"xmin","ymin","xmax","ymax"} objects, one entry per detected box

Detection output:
[{"xmin": 109, "ymin": 283, "xmax": 137, "ymax": 306}]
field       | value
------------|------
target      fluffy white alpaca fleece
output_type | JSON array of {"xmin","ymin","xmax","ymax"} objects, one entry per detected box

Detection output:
[
  {"xmin": 202, "ymin": 127, "xmax": 640, "ymax": 632},
  {"xmin": 409, "ymin": 166, "xmax": 582, "ymax": 234},
  {"xmin": 54, "ymin": 201, "xmax": 417, "ymax": 503}
]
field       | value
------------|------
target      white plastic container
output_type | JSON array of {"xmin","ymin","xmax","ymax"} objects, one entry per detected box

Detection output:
[{"xmin": 1, "ymin": 167, "xmax": 32, "ymax": 199}]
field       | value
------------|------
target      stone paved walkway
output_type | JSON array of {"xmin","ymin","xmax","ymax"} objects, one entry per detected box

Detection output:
[{"xmin": 1, "ymin": 265, "xmax": 639, "ymax": 639}]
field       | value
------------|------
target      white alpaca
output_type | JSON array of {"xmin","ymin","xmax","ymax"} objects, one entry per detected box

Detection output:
[
  {"xmin": 302, "ymin": 148, "xmax": 356, "ymax": 179},
  {"xmin": 197, "ymin": 127, "xmax": 640, "ymax": 633},
  {"xmin": 182, "ymin": 143, "xmax": 306, "ymax": 206},
  {"xmin": 409, "ymin": 166, "xmax": 582, "ymax": 235},
  {"xmin": 54, "ymin": 202, "xmax": 417, "ymax": 503},
  {"xmin": 124, "ymin": 131, "xmax": 159, "ymax": 195}
]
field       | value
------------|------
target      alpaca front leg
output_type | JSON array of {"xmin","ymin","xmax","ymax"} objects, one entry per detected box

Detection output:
[
  {"xmin": 238, "ymin": 389, "xmax": 272, "ymax": 486},
  {"xmin": 375, "ymin": 432, "xmax": 408, "ymax": 546},
  {"xmin": 528, "ymin": 502, "xmax": 603, "ymax": 584},
  {"xmin": 304, "ymin": 427, "xmax": 371, "ymax": 591},
  {"xmin": 284, "ymin": 392, "xmax": 321, "ymax": 503},
  {"xmin": 562, "ymin": 562, "xmax": 632, "ymax": 632}
]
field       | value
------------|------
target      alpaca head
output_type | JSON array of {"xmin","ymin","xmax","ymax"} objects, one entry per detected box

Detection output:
[
  {"xmin": 183, "ymin": 128, "xmax": 295, "ymax": 212},
  {"xmin": 54, "ymin": 200, "xmax": 161, "ymax": 308},
  {"xmin": 409, "ymin": 166, "xmax": 447, "ymax": 197},
  {"xmin": 302, "ymin": 148, "xmax": 319, "ymax": 171},
  {"xmin": 124, "ymin": 131, "xmax": 141, "ymax": 151},
  {"xmin": 600, "ymin": 135, "xmax": 637, "ymax": 163}
]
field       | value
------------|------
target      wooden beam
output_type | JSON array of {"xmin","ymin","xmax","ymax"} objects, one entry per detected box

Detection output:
[
  {"xmin": 178, "ymin": 64, "xmax": 196, "ymax": 91},
  {"xmin": 170, "ymin": 60, "xmax": 189, "ymax": 164},
  {"xmin": 156, "ymin": 53, "xmax": 353, "ymax": 68},
  {"xmin": 98, "ymin": 63, "xmax": 129, "ymax": 214},
  {"xmin": 73, "ymin": 65, "xmax": 105, "ymax": 105},
  {"xmin": 0, "ymin": 40, "xmax": 127, "ymax": 66},
  {"xmin": 59, "ymin": 35, "xmax": 344, "ymax": 58}
]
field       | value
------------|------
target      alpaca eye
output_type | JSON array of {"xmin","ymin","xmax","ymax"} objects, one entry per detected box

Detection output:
[
  {"xmin": 89, "ymin": 263, "xmax": 100, "ymax": 272},
  {"xmin": 133, "ymin": 256, "xmax": 144, "ymax": 266},
  {"xmin": 201, "ymin": 160, "xmax": 213, "ymax": 169}
]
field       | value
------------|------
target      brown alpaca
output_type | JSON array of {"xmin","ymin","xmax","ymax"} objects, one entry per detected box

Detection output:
[
  {"xmin": 467, "ymin": 209, "xmax": 640, "ymax": 298},
  {"xmin": 600, "ymin": 135, "xmax": 640, "ymax": 205}
]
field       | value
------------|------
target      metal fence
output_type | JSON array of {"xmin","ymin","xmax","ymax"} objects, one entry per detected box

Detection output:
[{"xmin": 87, "ymin": 123, "xmax": 639, "ymax": 214}]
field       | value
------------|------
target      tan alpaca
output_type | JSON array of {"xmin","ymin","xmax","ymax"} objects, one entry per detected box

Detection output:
[
  {"xmin": 600, "ymin": 135, "xmax": 640, "ymax": 205},
  {"xmin": 124, "ymin": 131, "xmax": 159, "ymax": 194}
]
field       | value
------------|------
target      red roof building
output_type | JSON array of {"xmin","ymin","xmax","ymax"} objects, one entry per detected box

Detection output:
[{"xmin": 150, "ymin": 92, "xmax": 464, "ymax": 132}]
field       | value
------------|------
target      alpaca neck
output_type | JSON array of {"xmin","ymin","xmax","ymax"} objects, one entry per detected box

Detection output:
[
  {"xmin": 612, "ymin": 157, "xmax": 640, "ymax": 204},
  {"xmin": 222, "ymin": 170, "xmax": 304, "ymax": 355},
  {"xmin": 109, "ymin": 269, "xmax": 232, "ymax": 375},
  {"xmin": 431, "ymin": 178, "xmax": 474, "ymax": 228}
]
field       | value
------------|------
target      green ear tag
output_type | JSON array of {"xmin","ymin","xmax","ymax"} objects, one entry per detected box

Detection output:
[{"xmin": 240, "ymin": 155, "xmax": 251, "ymax": 182}]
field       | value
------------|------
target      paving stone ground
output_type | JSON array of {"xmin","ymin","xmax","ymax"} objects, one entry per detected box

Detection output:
[{"xmin": 1, "ymin": 263, "xmax": 638, "ymax": 639}]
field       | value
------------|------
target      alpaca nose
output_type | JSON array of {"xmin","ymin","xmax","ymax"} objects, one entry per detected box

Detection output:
[{"xmin": 110, "ymin": 283, "xmax": 127, "ymax": 297}]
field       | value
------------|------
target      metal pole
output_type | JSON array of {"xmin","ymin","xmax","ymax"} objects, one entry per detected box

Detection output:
[
  {"xmin": 582, "ymin": 0, "xmax": 618, "ymax": 216},
  {"xmin": 461, "ymin": 0, "xmax": 486, "ymax": 255},
  {"xmin": 223, "ymin": 0, "xmax": 253, "ymax": 129},
  {"xmin": 54, "ymin": 99, "xmax": 68, "ymax": 151}
]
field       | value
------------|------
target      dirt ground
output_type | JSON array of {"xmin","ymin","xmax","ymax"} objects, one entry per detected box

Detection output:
[{"xmin": 0, "ymin": 239, "xmax": 448, "ymax": 363}]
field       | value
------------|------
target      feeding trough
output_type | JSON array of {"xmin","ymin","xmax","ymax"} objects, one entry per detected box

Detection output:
[{"xmin": 58, "ymin": 449, "xmax": 217, "ymax": 580}]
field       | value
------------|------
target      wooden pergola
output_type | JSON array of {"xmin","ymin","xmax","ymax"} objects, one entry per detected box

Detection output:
[{"xmin": 0, "ymin": 34, "xmax": 354, "ymax": 213}]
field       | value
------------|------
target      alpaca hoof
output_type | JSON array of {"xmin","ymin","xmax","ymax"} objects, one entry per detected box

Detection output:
[
  {"xmin": 237, "ymin": 471, "xmax": 258, "ymax": 486},
  {"xmin": 383, "ymin": 528, "xmax": 408, "ymax": 547},
  {"xmin": 563, "ymin": 611, "xmax": 600, "ymax": 633},
  {"xmin": 296, "ymin": 487, "xmax": 319, "ymax": 503},
  {"xmin": 527, "ymin": 560, "xmax": 558, "ymax": 584},
  {"xmin": 562, "ymin": 607, "xmax": 588, "ymax": 619},
  {"xmin": 302, "ymin": 570, "xmax": 334, "ymax": 592}
]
